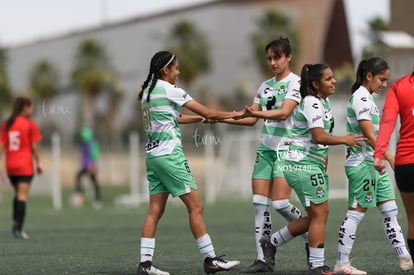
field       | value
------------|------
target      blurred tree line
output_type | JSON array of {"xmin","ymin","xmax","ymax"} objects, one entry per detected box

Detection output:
[{"xmin": 0, "ymin": 10, "xmax": 389, "ymax": 150}]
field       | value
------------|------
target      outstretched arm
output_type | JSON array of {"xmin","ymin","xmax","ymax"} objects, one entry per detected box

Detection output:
[
  {"xmin": 220, "ymin": 103, "xmax": 260, "ymax": 126},
  {"xmin": 311, "ymin": 128, "xmax": 364, "ymax": 147},
  {"xmin": 184, "ymin": 100, "xmax": 244, "ymax": 120},
  {"xmin": 242, "ymin": 99, "xmax": 297, "ymax": 121},
  {"xmin": 178, "ymin": 114, "xmax": 204, "ymax": 124}
]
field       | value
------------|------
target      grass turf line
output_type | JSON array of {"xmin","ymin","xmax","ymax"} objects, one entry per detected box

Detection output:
[{"xmin": 0, "ymin": 186, "xmax": 409, "ymax": 274}]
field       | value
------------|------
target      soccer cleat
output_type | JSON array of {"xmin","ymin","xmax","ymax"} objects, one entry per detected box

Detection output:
[
  {"xmin": 398, "ymin": 254, "xmax": 414, "ymax": 272},
  {"xmin": 239, "ymin": 259, "xmax": 273, "ymax": 273},
  {"xmin": 333, "ymin": 261, "xmax": 367, "ymax": 274},
  {"xmin": 136, "ymin": 261, "xmax": 170, "ymax": 275},
  {"xmin": 305, "ymin": 243, "xmax": 310, "ymax": 267},
  {"xmin": 259, "ymin": 235, "xmax": 276, "ymax": 267},
  {"xmin": 69, "ymin": 192, "xmax": 85, "ymax": 208},
  {"xmin": 203, "ymin": 255, "xmax": 240, "ymax": 274},
  {"xmin": 308, "ymin": 265, "xmax": 337, "ymax": 275},
  {"xmin": 92, "ymin": 200, "xmax": 102, "ymax": 209},
  {"xmin": 13, "ymin": 227, "xmax": 29, "ymax": 240}
]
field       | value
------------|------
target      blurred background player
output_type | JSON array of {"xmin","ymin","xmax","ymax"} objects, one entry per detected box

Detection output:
[
  {"xmin": 72, "ymin": 127, "xmax": 101, "ymax": 209},
  {"xmin": 0, "ymin": 97, "xmax": 43, "ymax": 239}
]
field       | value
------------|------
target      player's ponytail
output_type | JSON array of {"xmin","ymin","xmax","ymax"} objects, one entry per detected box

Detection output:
[
  {"xmin": 352, "ymin": 57, "xmax": 389, "ymax": 93},
  {"xmin": 138, "ymin": 72, "xmax": 152, "ymax": 101},
  {"xmin": 6, "ymin": 97, "xmax": 32, "ymax": 130},
  {"xmin": 300, "ymin": 63, "xmax": 329, "ymax": 98},
  {"xmin": 352, "ymin": 59, "xmax": 367, "ymax": 93},
  {"xmin": 138, "ymin": 51, "xmax": 176, "ymax": 102}
]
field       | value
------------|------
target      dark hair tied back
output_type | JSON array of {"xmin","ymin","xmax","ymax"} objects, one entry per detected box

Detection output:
[
  {"xmin": 6, "ymin": 97, "xmax": 32, "ymax": 130},
  {"xmin": 138, "ymin": 51, "xmax": 175, "ymax": 102},
  {"xmin": 351, "ymin": 57, "xmax": 389, "ymax": 93},
  {"xmin": 299, "ymin": 63, "xmax": 329, "ymax": 98}
]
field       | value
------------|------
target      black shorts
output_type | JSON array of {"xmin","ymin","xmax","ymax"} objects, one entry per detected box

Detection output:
[
  {"xmin": 395, "ymin": 164, "xmax": 414, "ymax": 193},
  {"xmin": 8, "ymin": 175, "xmax": 34, "ymax": 185}
]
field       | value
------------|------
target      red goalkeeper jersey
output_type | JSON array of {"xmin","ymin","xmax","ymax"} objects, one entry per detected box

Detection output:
[
  {"xmin": 1, "ymin": 116, "xmax": 42, "ymax": 175},
  {"xmin": 374, "ymin": 73, "xmax": 414, "ymax": 165}
]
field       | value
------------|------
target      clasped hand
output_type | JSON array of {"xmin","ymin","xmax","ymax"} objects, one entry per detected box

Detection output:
[{"xmin": 233, "ymin": 106, "xmax": 254, "ymax": 120}]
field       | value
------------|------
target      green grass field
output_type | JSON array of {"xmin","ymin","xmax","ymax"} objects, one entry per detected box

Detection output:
[{"xmin": 0, "ymin": 186, "xmax": 411, "ymax": 275}]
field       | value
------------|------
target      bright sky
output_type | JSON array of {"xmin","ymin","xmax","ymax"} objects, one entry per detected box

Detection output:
[{"xmin": 0, "ymin": 0, "xmax": 389, "ymax": 58}]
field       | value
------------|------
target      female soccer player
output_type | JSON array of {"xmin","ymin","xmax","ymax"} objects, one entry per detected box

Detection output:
[
  {"xmin": 374, "ymin": 69, "xmax": 414, "ymax": 269},
  {"xmin": 334, "ymin": 57, "xmax": 412, "ymax": 274},
  {"xmin": 223, "ymin": 37, "xmax": 307, "ymax": 273},
  {"xmin": 136, "ymin": 51, "xmax": 241, "ymax": 275},
  {"xmin": 259, "ymin": 64, "xmax": 364, "ymax": 275},
  {"xmin": 0, "ymin": 97, "xmax": 42, "ymax": 240},
  {"xmin": 73, "ymin": 127, "xmax": 101, "ymax": 209}
]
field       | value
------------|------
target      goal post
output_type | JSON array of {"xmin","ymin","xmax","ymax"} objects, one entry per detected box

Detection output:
[
  {"xmin": 51, "ymin": 133, "xmax": 62, "ymax": 209},
  {"xmin": 113, "ymin": 132, "xmax": 149, "ymax": 208},
  {"xmin": 29, "ymin": 132, "xmax": 62, "ymax": 210}
]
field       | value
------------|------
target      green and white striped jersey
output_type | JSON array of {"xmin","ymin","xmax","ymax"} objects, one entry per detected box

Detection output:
[
  {"xmin": 253, "ymin": 72, "xmax": 301, "ymax": 151},
  {"xmin": 141, "ymin": 80, "xmax": 193, "ymax": 158},
  {"xmin": 345, "ymin": 86, "xmax": 379, "ymax": 166},
  {"xmin": 287, "ymin": 95, "xmax": 334, "ymax": 162}
]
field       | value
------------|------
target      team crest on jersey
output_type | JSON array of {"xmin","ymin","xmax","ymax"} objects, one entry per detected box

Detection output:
[
  {"xmin": 277, "ymin": 85, "xmax": 287, "ymax": 95},
  {"xmin": 365, "ymin": 192, "xmax": 373, "ymax": 203},
  {"xmin": 316, "ymin": 187, "xmax": 324, "ymax": 198}
]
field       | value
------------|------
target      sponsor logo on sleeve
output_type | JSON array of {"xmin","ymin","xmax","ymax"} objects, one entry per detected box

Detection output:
[
  {"xmin": 312, "ymin": 115, "xmax": 322, "ymax": 124},
  {"xmin": 292, "ymin": 90, "xmax": 300, "ymax": 99},
  {"xmin": 358, "ymin": 107, "xmax": 370, "ymax": 115}
]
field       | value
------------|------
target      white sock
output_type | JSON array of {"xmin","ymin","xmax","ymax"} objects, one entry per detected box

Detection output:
[
  {"xmin": 337, "ymin": 210, "xmax": 365, "ymax": 263},
  {"xmin": 196, "ymin": 234, "xmax": 216, "ymax": 259},
  {"xmin": 272, "ymin": 199, "xmax": 308, "ymax": 243},
  {"xmin": 140, "ymin": 237, "xmax": 155, "ymax": 263},
  {"xmin": 253, "ymin": 194, "xmax": 272, "ymax": 261},
  {"xmin": 379, "ymin": 200, "xmax": 410, "ymax": 256},
  {"xmin": 309, "ymin": 247, "xmax": 325, "ymax": 269},
  {"xmin": 272, "ymin": 199, "xmax": 302, "ymax": 222},
  {"xmin": 270, "ymin": 226, "xmax": 294, "ymax": 247}
]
